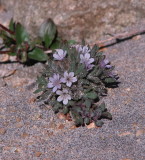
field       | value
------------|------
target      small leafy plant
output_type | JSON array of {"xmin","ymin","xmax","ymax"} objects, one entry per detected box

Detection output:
[
  {"xmin": 35, "ymin": 43, "xmax": 119, "ymax": 127},
  {"xmin": 0, "ymin": 18, "xmax": 119, "ymax": 127},
  {"xmin": 0, "ymin": 18, "xmax": 61, "ymax": 63}
]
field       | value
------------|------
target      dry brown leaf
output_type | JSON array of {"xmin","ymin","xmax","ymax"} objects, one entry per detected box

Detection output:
[
  {"xmin": 57, "ymin": 113, "xmax": 67, "ymax": 120},
  {"xmin": 86, "ymin": 122, "xmax": 96, "ymax": 129}
]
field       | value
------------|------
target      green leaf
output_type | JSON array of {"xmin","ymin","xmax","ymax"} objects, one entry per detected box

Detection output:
[
  {"xmin": 68, "ymin": 100, "xmax": 75, "ymax": 106},
  {"xmin": 87, "ymin": 75, "xmax": 100, "ymax": 84},
  {"xmin": 37, "ymin": 76, "xmax": 47, "ymax": 84},
  {"xmin": 84, "ymin": 117, "xmax": 90, "ymax": 125},
  {"xmin": 15, "ymin": 23, "xmax": 29, "ymax": 45},
  {"xmin": 37, "ymin": 90, "xmax": 52, "ymax": 101},
  {"xmin": 90, "ymin": 44, "xmax": 99, "ymax": 57},
  {"xmin": 95, "ymin": 120, "xmax": 104, "ymax": 127},
  {"xmin": 75, "ymin": 117, "xmax": 84, "ymax": 126},
  {"xmin": 33, "ymin": 88, "xmax": 43, "ymax": 94},
  {"xmin": 39, "ymin": 19, "xmax": 57, "ymax": 48},
  {"xmin": 99, "ymin": 102, "xmax": 106, "ymax": 112},
  {"xmin": 95, "ymin": 69, "xmax": 103, "ymax": 77},
  {"xmin": 52, "ymin": 106, "xmax": 60, "ymax": 113},
  {"xmin": 68, "ymin": 40, "xmax": 76, "ymax": 45},
  {"xmin": 9, "ymin": 18, "xmax": 15, "ymax": 32},
  {"xmin": 75, "ymin": 64, "xmax": 87, "ymax": 78},
  {"xmin": 101, "ymin": 112, "xmax": 112, "ymax": 120},
  {"xmin": 95, "ymin": 51, "xmax": 103, "ymax": 57},
  {"xmin": 63, "ymin": 107, "xmax": 69, "ymax": 114},
  {"xmin": 50, "ymin": 40, "xmax": 60, "ymax": 49},
  {"xmin": 84, "ymin": 91, "xmax": 98, "ymax": 100},
  {"xmin": 85, "ymin": 99, "xmax": 92, "ymax": 108},
  {"xmin": 104, "ymin": 78, "xmax": 116, "ymax": 83},
  {"xmin": 28, "ymin": 48, "xmax": 48, "ymax": 61}
]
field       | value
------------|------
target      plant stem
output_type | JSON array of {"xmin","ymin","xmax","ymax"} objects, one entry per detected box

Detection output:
[{"xmin": 0, "ymin": 24, "xmax": 15, "ymax": 35}]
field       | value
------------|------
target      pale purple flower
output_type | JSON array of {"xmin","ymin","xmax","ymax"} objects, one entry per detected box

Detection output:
[
  {"xmin": 109, "ymin": 72, "xmax": 118, "ymax": 80},
  {"xmin": 80, "ymin": 53, "xmax": 94, "ymax": 71},
  {"xmin": 53, "ymin": 49, "xmax": 67, "ymax": 60},
  {"xmin": 100, "ymin": 59, "xmax": 112, "ymax": 69},
  {"xmin": 72, "ymin": 44, "xmax": 83, "ymax": 53},
  {"xmin": 47, "ymin": 74, "xmax": 62, "ymax": 92},
  {"xmin": 81, "ymin": 45, "xmax": 91, "ymax": 54},
  {"xmin": 56, "ymin": 89, "xmax": 71, "ymax": 105},
  {"xmin": 72, "ymin": 45, "xmax": 90, "ymax": 54},
  {"xmin": 61, "ymin": 71, "xmax": 77, "ymax": 87},
  {"xmin": 87, "ymin": 64, "xmax": 95, "ymax": 71}
]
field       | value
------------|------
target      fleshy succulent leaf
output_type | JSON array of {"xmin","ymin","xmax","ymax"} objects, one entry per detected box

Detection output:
[
  {"xmin": 84, "ymin": 117, "xmax": 90, "ymax": 125},
  {"xmin": 95, "ymin": 120, "xmax": 104, "ymax": 127},
  {"xmin": 101, "ymin": 112, "xmax": 112, "ymax": 120},
  {"xmin": 104, "ymin": 77, "xmax": 117, "ymax": 83},
  {"xmin": 84, "ymin": 91, "xmax": 98, "ymax": 100},
  {"xmin": 99, "ymin": 102, "xmax": 106, "ymax": 112}
]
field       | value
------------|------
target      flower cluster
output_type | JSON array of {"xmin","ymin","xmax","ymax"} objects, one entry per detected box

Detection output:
[
  {"xmin": 72, "ymin": 45, "xmax": 95, "ymax": 71},
  {"xmin": 47, "ymin": 69, "xmax": 77, "ymax": 104},
  {"xmin": 35, "ymin": 43, "xmax": 118, "ymax": 127},
  {"xmin": 73, "ymin": 45, "xmax": 90, "ymax": 54}
]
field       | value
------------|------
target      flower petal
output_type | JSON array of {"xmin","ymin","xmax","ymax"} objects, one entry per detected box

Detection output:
[
  {"xmin": 64, "ymin": 71, "xmax": 68, "ymax": 78},
  {"xmin": 60, "ymin": 77, "xmax": 66, "ymax": 83},
  {"xmin": 57, "ymin": 74, "xmax": 60, "ymax": 79},
  {"xmin": 58, "ymin": 50, "xmax": 64, "ymax": 57},
  {"xmin": 88, "ymin": 58, "xmax": 94, "ymax": 64},
  {"xmin": 106, "ymin": 65, "xmax": 112, "ymax": 68},
  {"xmin": 57, "ymin": 84, "xmax": 61, "ymax": 89},
  {"xmin": 72, "ymin": 77, "xmax": 77, "ymax": 82},
  {"xmin": 53, "ymin": 74, "xmax": 57, "ymax": 79},
  {"xmin": 63, "ymin": 89, "xmax": 69, "ymax": 93},
  {"xmin": 52, "ymin": 86, "xmax": 57, "ymax": 92},
  {"xmin": 53, "ymin": 53, "xmax": 61, "ymax": 60},
  {"xmin": 87, "ymin": 64, "xmax": 94, "ymax": 71},
  {"xmin": 69, "ymin": 72, "xmax": 74, "ymax": 77},
  {"xmin": 56, "ymin": 90, "xmax": 62, "ymax": 95},
  {"xmin": 63, "ymin": 51, "xmax": 67, "ymax": 57},
  {"xmin": 49, "ymin": 77, "xmax": 54, "ymax": 82},
  {"xmin": 63, "ymin": 99, "xmax": 68, "ymax": 105},
  {"xmin": 84, "ymin": 53, "xmax": 90, "ymax": 59},
  {"xmin": 57, "ymin": 96, "xmax": 63, "ymax": 102},
  {"xmin": 104, "ymin": 59, "xmax": 109, "ymax": 64},
  {"xmin": 66, "ymin": 81, "xmax": 72, "ymax": 87},
  {"xmin": 66, "ymin": 94, "xmax": 71, "ymax": 100},
  {"xmin": 80, "ymin": 54, "xmax": 84, "ymax": 60},
  {"xmin": 47, "ymin": 83, "xmax": 53, "ymax": 88},
  {"xmin": 82, "ymin": 46, "xmax": 90, "ymax": 54}
]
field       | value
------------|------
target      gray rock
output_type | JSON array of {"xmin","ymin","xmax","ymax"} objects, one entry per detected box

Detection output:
[{"xmin": 1, "ymin": 0, "xmax": 145, "ymax": 43}]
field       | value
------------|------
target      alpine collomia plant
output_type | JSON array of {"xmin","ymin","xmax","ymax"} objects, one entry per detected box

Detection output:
[{"xmin": 35, "ymin": 43, "xmax": 119, "ymax": 127}]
